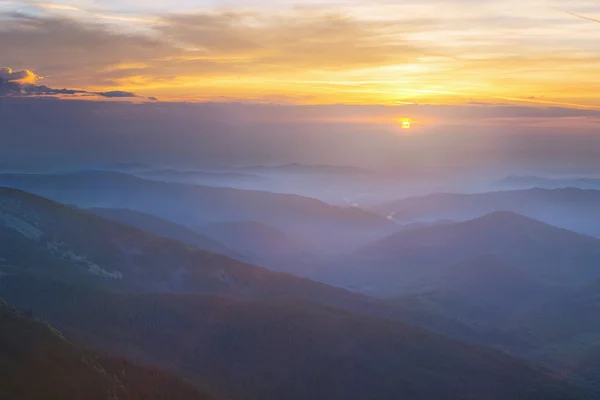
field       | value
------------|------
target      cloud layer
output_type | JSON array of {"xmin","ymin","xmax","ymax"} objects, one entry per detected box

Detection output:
[{"xmin": 0, "ymin": 2, "xmax": 599, "ymax": 106}]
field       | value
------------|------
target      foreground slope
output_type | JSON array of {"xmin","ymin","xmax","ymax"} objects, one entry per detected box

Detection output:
[
  {"xmin": 504, "ymin": 279, "xmax": 600, "ymax": 385},
  {"xmin": 0, "ymin": 300, "xmax": 213, "ymax": 400},
  {"xmin": 397, "ymin": 255, "xmax": 551, "ymax": 325},
  {"xmin": 0, "ymin": 277, "xmax": 585, "ymax": 400}
]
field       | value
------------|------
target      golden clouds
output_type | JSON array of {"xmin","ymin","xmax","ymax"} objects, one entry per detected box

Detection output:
[
  {"xmin": 1, "ymin": 4, "xmax": 599, "ymax": 107},
  {"xmin": 0, "ymin": 67, "xmax": 39, "ymax": 84}
]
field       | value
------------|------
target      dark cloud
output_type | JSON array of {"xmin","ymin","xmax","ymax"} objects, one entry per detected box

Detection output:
[
  {"xmin": 95, "ymin": 90, "xmax": 140, "ymax": 98},
  {"xmin": 0, "ymin": 67, "xmax": 37, "ymax": 82},
  {"xmin": 0, "ymin": 66, "xmax": 147, "ymax": 99},
  {"xmin": 23, "ymin": 85, "xmax": 83, "ymax": 95},
  {"xmin": 0, "ymin": 78, "xmax": 22, "ymax": 96}
]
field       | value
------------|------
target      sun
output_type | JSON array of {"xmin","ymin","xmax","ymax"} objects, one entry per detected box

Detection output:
[{"xmin": 396, "ymin": 118, "xmax": 412, "ymax": 129}]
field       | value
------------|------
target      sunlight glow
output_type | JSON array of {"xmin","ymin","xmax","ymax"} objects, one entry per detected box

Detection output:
[
  {"xmin": 2, "ymin": 1, "xmax": 600, "ymax": 108},
  {"xmin": 397, "ymin": 118, "xmax": 412, "ymax": 130}
]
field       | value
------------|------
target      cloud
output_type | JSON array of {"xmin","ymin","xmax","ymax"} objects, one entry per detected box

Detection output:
[
  {"xmin": 0, "ymin": 10, "xmax": 430, "ymax": 89},
  {"xmin": 0, "ymin": 12, "xmax": 176, "ymax": 88},
  {"xmin": 0, "ymin": 7, "xmax": 599, "ymax": 106},
  {"xmin": 562, "ymin": 11, "xmax": 600, "ymax": 24},
  {"xmin": 0, "ymin": 67, "xmax": 39, "ymax": 84},
  {"xmin": 0, "ymin": 66, "xmax": 149, "ymax": 99},
  {"xmin": 157, "ymin": 11, "xmax": 428, "ymax": 70},
  {"xmin": 95, "ymin": 90, "xmax": 140, "ymax": 98}
]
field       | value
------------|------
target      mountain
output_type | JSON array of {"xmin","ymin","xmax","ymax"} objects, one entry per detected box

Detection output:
[
  {"xmin": 0, "ymin": 186, "xmax": 479, "ymax": 338},
  {"xmin": 0, "ymin": 299, "xmax": 213, "ymax": 400},
  {"xmin": 88, "ymin": 208, "xmax": 319, "ymax": 275},
  {"xmin": 88, "ymin": 207, "xmax": 233, "ymax": 256},
  {"xmin": 496, "ymin": 175, "xmax": 600, "ymax": 191},
  {"xmin": 319, "ymin": 211, "xmax": 600, "ymax": 296},
  {"xmin": 375, "ymin": 187, "xmax": 600, "ymax": 237},
  {"xmin": 199, "ymin": 221, "xmax": 304, "ymax": 256},
  {"xmin": 195, "ymin": 221, "xmax": 321, "ymax": 273},
  {"xmin": 396, "ymin": 218, "xmax": 456, "ymax": 232},
  {"xmin": 88, "ymin": 208, "xmax": 320, "ymax": 275},
  {"xmin": 0, "ymin": 277, "xmax": 586, "ymax": 400},
  {"xmin": 388, "ymin": 259, "xmax": 600, "ymax": 388},
  {"xmin": 505, "ymin": 280, "xmax": 600, "ymax": 382},
  {"xmin": 234, "ymin": 163, "xmax": 373, "ymax": 175},
  {"xmin": 0, "ymin": 171, "xmax": 394, "ymax": 251},
  {"xmin": 136, "ymin": 169, "xmax": 268, "ymax": 186},
  {"xmin": 391, "ymin": 255, "xmax": 553, "ymax": 330},
  {"xmin": 0, "ymin": 186, "xmax": 380, "ymax": 302},
  {"xmin": 0, "ymin": 187, "xmax": 596, "ymax": 398}
]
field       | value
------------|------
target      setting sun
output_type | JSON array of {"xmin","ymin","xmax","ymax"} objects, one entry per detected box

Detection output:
[{"xmin": 397, "ymin": 118, "xmax": 412, "ymax": 129}]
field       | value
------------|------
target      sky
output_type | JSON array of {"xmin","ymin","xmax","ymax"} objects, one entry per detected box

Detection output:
[
  {"xmin": 0, "ymin": 1, "xmax": 599, "ymax": 172},
  {"xmin": 1, "ymin": 0, "xmax": 599, "ymax": 107}
]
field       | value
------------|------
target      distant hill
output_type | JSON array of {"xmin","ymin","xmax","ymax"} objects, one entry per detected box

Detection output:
[
  {"xmin": 319, "ymin": 211, "xmax": 600, "ymax": 296},
  {"xmin": 136, "ymin": 169, "xmax": 268, "ymax": 186},
  {"xmin": 234, "ymin": 163, "xmax": 373, "ymax": 175},
  {"xmin": 199, "ymin": 221, "xmax": 304, "ymax": 256},
  {"xmin": 0, "ymin": 299, "xmax": 213, "ymax": 400},
  {"xmin": 496, "ymin": 175, "xmax": 600, "ymax": 190},
  {"xmin": 374, "ymin": 187, "xmax": 600, "ymax": 237},
  {"xmin": 0, "ymin": 171, "xmax": 394, "ymax": 251},
  {"xmin": 88, "ymin": 207, "xmax": 233, "ymax": 256},
  {"xmin": 396, "ymin": 218, "xmax": 456, "ymax": 232},
  {"xmin": 195, "ymin": 221, "xmax": 323, "ymax": 273},
  {"xmin": 0, "ymin": 277, "xmax": 586, "ymax": 400}
]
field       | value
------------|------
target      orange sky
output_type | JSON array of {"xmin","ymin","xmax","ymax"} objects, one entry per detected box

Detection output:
[{"xmin": 1, "ymin": 0, "xmax": 599, "ymax": 110}]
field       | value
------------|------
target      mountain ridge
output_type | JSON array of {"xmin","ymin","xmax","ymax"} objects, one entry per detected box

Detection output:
[{"xmin": 316, "ymin": 211, "xmax": 600, "ymax": 296}]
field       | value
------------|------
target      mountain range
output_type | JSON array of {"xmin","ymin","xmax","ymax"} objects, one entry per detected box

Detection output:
[
  {"xmin": 0, "ymin": 186, "xmax": 591, "ymax": 399},
  {"xmin": 496, "ymin": 175, "xmax": 600, "ymax": 191},
  {"xmin": 318, "ymin": 211, "xmax": 600, "ymax": 296},
  {"xmin": 136, "ymin": 169, "xmax": 268, "ymax": 187},
  {"xmin": 0, "ymin": 171, "xmax": 394, "ymax": 252},
  {"xmin": 375, "ymin": 187, "xmax": 600, "ymax": 237},
  {"xmin": 232, "ymin": 163, "xmax": 374, "ymax": 175},
  {"xmin": 0, "ymin": 276, "xmax": 585, "ymax": 400}
]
